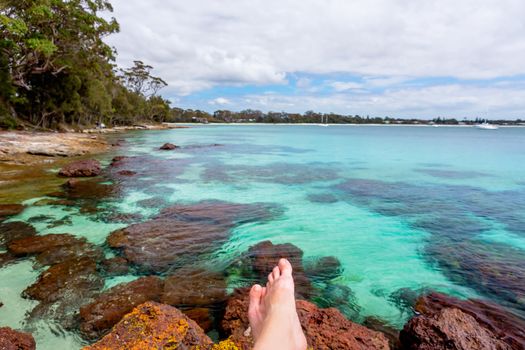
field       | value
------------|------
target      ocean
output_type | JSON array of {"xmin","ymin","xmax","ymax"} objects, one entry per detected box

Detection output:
[{"xmin": 1, "ymin": 124, "xmax": 524, "ymax": 348}]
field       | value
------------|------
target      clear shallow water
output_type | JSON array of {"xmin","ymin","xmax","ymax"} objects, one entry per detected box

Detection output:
[{"xmin": 1, "ymin": 125, "xmax": 525, "ymax": 348}]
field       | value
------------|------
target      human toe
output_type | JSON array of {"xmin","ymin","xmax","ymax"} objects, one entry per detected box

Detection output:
[{"xmin": 278, "ymin": 258, "xmax": 293, "ymax": 277}]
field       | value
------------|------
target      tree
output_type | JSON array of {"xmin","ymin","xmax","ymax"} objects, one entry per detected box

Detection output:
[{"xmin": 120, "ymin": 60, "xmax": 167, "ymax": 97}]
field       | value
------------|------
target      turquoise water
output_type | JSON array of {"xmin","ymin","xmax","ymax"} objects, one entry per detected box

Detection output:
[{"xmin": 1, "ymin": 125, "xmax": 525, "ymax": 348}]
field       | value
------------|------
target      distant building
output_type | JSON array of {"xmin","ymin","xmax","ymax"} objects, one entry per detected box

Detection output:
[{"xmin": 192, "ymin": 117, "xmax": 209, "ymax": 124}]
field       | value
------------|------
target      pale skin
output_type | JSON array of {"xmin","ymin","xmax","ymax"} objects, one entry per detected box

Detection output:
[{"xmin": 248, "ymin": 258, "xmax": 308, "ymax": 350}]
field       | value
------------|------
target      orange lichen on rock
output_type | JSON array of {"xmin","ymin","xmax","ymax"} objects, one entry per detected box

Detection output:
[
  {"xmin": 212, "ymin": 338, "xmax": 240, "ymax": 350},
  {"xmin": 83, "ymin": 301, "xmax": 213, "ymax": 350}
]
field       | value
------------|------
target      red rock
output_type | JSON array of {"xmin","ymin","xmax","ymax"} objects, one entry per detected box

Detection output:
[
  {"xmin": 110, "ymin": 156, "xmax": 129, "ymax": 166},
  {"xmin": 58, "ymin": 159, "xmax": 101, "ymax": 177},
  {"xmin": 116, "ymin": 170, "xmax": 136, "ymax": 176},
  {"xmin": 8, "ymin": 233, "xmax": 80, "ymax": 255},
  {"xmin": 182, "ymin": 308, "xmax": 213, "ymax": 333},
  {"xmin": 161, "ymin": 267, "xmax": 227, "ymax": 307},
  {"xmin": 23, "ymin": 256, "xmax": 104, "ymax": 330},
  {"xmin": 7, "ymin": 233, "xmax": 102, "ymax": 266},
  {"xmin": 243, "ymin": 240, "xmax": 314, "ymax": 299},
  {"xmin": 0, "ymin": 252, "xmax": 16, "ymax": 267},
  {"xmin": 107, "ymin": 201, "xmax": 276, "ymax": 272},
  {"xmin": 363, "ymin": 317, "xmax": 401, "ymax": 350},
  {"xmin": 159, "ymin": 142, "xmax": 178, "ymax": 150},
  {"xmin": 0, "ymin": 221, "xmax": 36, "ymax": 249},
  {"xmin": 400, "ymin": 308, "xmax": 511, "ymax": 350},
  {"xmin": 0, "ymin": 327, "xmax": 36, "ymax": 350},
  {"xmin": 61, "ymin": 178, "xmax": 117, "ymax": 200},
  {"xmin": 222, "ymin": 288, "xmax": 390, "ymax": 350},
  {"xmin": 24, "ymin": 257, "xmax": 103, "ymax": 303},
  {"xmin": 305, "ymin": 255, "xmax": 343, "ymax": 282},
  {"xmin": 100, "ymin": 257, "xmax": 130, "ymax": 276},
  {"xmin": 80, "ymin": 276, "xmax": 164, "ymax": 340},
  {"xmin": 82, "ymin": 301, "xmax": 213, "ymax": 350},
  {"xmin": 408, "ymin": 292, "xmax": 525, "ymax": 349},
  {"xmin": 0, "ymin": 204, "xmax": 24, "ymax": 218}
]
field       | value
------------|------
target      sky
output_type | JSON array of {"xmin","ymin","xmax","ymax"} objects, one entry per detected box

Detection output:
[{"xmin": 104, "ymin": 0, "xmax": 525, "ymax": 119}]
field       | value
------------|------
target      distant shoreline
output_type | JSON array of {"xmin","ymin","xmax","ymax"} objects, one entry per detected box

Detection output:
[{"xmin": 167, "ymin": 122, "xmax": 525, "ymax": 128}]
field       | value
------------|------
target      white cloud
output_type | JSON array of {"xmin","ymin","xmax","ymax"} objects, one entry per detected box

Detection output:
[
  {"xmin": 103, "ymin": 0, "xmax": 525, "ymax": 116},
  {"xmin": 329, "ymin": 81, "xmax": 363, "ymax": 92},
  {"xmin": 209, "ymin": 97, "xmax": 231, "ymax": 105},
  {"xmin": 195, "ymin": 84, "xmax": 525, "ymax": 118}
]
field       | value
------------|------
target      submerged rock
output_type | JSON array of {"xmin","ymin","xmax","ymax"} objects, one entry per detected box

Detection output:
[
  {"xmin": 161, "ymin": 267, "xmax": 227, "ymax": 307},
  {"xmin": 222, "ymin": 288, "xmax": 390, "ymax": 350},
  {"xmin": 83, "ymin": 301, "xmax": 213, "ymax": 350},
  {"xmin": 107, "ymin": 201, "xmax": 279, "ymax": 272},
  {"xmin": 0, "ymin": 252, "xmax": 16, "ymax": 268},
  {"xmin": 159, "ymin": 142, "xmax": 178, "ymax": 150},
  {"xmin": 116, "ymin": 170, "xmax": 136, "ymax": 176},
  {"xmin": 396, "ymin": 292, "xmax": 525, "ymax": 350},
  {"xmin": 305, "ymin": 255, "xmax": 343, "ymax": 282},
  {"xmin": 401, "ymin": 307, "xmax": 511, "ymax": 350},
  {"xmin": 0, "ymin": 327, "xmax": 36, "ymax": 350},
  {"xmin": 100, "ymin": 257, "xmax": 130, "ymax": 276},
  {"xmin": 109, "ymin": 155, "xmax": 131, "ymax": 166},
  {"xmin": 426, "ymin": 239, "xmax": 525, "ymax": 313},
  {"xmin": 23, "ymin": 257, "xmax": 104, "ymax": 330},
  {"xmin": 80, "ymin": 276, "xmax": 164, "ymax": 340},
  {"xmin": 24, "ymin": 257, "xmax": 103, "ymax": 303},
  {"xmin": 0, "ymin": 221, "xmax": 36, "ymax": 249},
  {"xmin": 58, "ymin": 159, "xmax": 101, "ymax": 177},
  {"xmin": 242, "ymin": 240, "xmax": 314, "ymax": 299},
  {"xmin": 0, "ymin": 204, "xmax": 25, "ymax": 219},
  {"xmin": 7, "ymin": 233, "xmax": 102, "ymax": 266},
  {"xmin": 60, "ymin": 178, "xmax": 117, "ymax": 200}
]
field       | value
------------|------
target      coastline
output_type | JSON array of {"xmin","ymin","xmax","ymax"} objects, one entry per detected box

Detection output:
[{"xmin": 168, "ymin": 122, "xmax": 525, "ymax": 128}]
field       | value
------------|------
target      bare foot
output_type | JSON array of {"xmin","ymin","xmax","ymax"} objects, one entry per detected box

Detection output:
[{"xmin": 248, "ymin": 258, "xmax": 307, "ymax": 350}]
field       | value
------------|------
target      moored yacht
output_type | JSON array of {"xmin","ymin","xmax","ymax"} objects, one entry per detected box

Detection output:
[{"xmin": 477, "ymin": 122, "xmax": 499, "ymax": 130}]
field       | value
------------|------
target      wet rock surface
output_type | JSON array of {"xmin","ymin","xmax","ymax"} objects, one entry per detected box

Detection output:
[
  {"xmin": 80, "ymin": 276, "xmax": 164, "ymax": 340},
  {"xmin": 182, "ymin": 307, "xmax": 214, "ymax": 333},
  {"xmin": 0, "ymin": 221, "xmax": 36, "ymax": 249},
  {"xmin": 221, "ymin": 288, "xmax": 390, "ymax": 350},
  {"xmin": 159, "ymin": 142, "xmax": 178, "ymax": 150},
  {"xmin": 60, "ymin": 178, "xmax": 118, "ymax": 200},
  {"xmin": 109, "ymin": 155, "xmax": 131, "ymax": 166},
  {"xmin": 241, "ymin": 240, "xmax": 314, "ymax": 299},
  {"xmin": 401, "ymin": 307, "xmax": 511, "ymax": 350},
  {"xmin": 116, "ymin": 170, "xmax": 136, "ymax": 176},
  {"xmin": 83, "ymin": 301, "xmax": 213, "ymax": 350},
  {"xmin": 107, "ymin": 201, "xmax": 280, "ymax": 272},
  {"xmin": 0, "ymin": 204, "xmax": 25, "ymax": 219},
  {"xmin": 58, "ymin": 159, "xmax": 102, "ymax": 177},
  {"xmin": 161, "ymin": 267, "xmax": 227, "ymax": 307},
  {"xmin": 24, "ymin": 257, "xmax": 102, "ymax": 303},
  {"xmin": 100, "ymin": 257, "xmax": 130, "ymax": 276},
  {"xmin": 407, "ymin": 292, "xmax": 525, "ymax": 349},
  {"xmin": 8, "ymin": 233, "xmax": 102, "ymax": 266},
  {"xmin": 0, "ymin": 327, "xmax": 36, "ymax": 350},
  {"xmin": 305, "ymin": 255, "xmax": 343, "ymax": 283},
  {"xmin": 23, "ymin": 257, "xmax": 104, "ymax": 330}
]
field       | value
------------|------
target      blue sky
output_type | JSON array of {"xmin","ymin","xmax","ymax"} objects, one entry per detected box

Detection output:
[{"xmin": 105, "ymin": 0, "xmax": 525, "ymax": 119}]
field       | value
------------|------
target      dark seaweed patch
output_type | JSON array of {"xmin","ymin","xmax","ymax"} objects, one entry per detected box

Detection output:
[{"xmin": 415, "ymin": 168, "xmax": 491, "ymax": 179}]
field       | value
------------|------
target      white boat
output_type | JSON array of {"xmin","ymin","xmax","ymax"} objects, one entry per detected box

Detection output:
[{"xmin": 477, "ymin": 122, "xmax": 498, "ymax": 130}]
